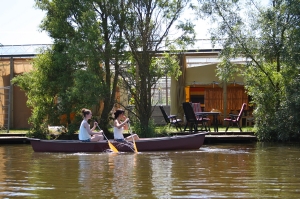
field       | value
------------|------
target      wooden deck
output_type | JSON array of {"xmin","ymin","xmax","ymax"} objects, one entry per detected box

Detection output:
[
  {"xmin": 0, "ymin": 134, "xmax": 29, "ymax": 144},
  {"xmin": 204, "ymin": 133, "xmax": 257, "ymax": 143},
  {"xmin": 169, "ymin": 131, "xmax": 257, "ymax": 143}
]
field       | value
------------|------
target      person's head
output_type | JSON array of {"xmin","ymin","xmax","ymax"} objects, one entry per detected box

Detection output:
[
  {"xmin": 114, "ymin": 109, "xmax": 125, "ymax": 119},
  {"xmin": 81, "ymin": 108, "xmax": 92, "ymax": 119}
]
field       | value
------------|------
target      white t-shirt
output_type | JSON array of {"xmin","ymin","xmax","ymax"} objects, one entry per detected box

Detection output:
[
  {"xmin": 113, "ymin": 126, "xmax": 124, "ymax": 140},
  {"xmin": 79, "ymin": 120, "xmax": 91, "ymax": 140}
]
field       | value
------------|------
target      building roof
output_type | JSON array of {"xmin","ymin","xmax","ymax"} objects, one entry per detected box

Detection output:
[{"xmin": 0, "ymin": 44, "xmax": 51, "ymax": 58}]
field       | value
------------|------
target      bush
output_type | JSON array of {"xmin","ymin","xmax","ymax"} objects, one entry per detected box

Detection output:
[{"xmin": 132, "ymin": 118, "xmax": 157, "ymax": 138}]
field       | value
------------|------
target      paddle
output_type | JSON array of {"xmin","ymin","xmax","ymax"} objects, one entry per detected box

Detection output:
[
  {"xmin": 128, "ymin": 122, "xmax": 138, "ymax": 153},
  {"xmin": 96, "ymin": 124, "xmax": 118, "ymax": 153}
]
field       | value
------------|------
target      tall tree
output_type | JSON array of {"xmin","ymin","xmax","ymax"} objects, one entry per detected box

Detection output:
[
  {"xmin": 13, "ymin": 0, "xmax": 128, "ymax": 136},
  {"xmin": 13, "ymin": 0, "xmax": 195, "ymax": 138},
  {"xmin": 12, "ymin": 44, "xmax": 85, "ymax": 137},
  {"xmin": 198, "ymin": 0, "xmax": 300, "ymax": 141},
  {"xmin": 115, "ymin": 0, "xmax": 195, "ymax": 137}
]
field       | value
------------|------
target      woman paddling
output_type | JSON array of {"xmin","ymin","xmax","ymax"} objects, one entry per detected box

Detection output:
[
  {"xmin": 79, "ymin": 108, "xmax": 104, "ymax": 142},
  {"xmin": 113, "ymin": 109, "xmax": 139, "ymax": 142}
]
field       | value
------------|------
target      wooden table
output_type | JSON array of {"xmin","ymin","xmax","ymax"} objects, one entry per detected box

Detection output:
[{"xmin": 196, "ymin": 112, "xmax": 221, "ymax": 132}]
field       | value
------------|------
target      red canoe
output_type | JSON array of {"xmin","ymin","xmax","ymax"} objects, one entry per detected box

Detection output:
[{"xmin": 28, "ymin": 132, "xmax": 207, "ymax": 152}]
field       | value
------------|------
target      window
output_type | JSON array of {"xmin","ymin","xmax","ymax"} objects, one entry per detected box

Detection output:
[{"xmin": 151, "ymin": 76, "xmax": 171, "ymax": 105}]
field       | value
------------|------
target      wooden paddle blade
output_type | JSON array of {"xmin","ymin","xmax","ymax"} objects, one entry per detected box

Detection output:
[
  {"xmin": 132, "ymin": 138, "xmax": 138, "ymax": 153},
  {"xmin": 108, "ymin": 141, "xmax": 119, "ymax": 153},
  {"xmin": 133, "ymin": 142, "xmax": 138, "ymax": 153},
  {"xmin": 128, "ymin": 123, "xmax": 138, "ymax": 153}
]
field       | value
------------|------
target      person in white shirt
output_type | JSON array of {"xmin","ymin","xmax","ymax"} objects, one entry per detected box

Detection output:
[
  {"xmin": 113, "ymin": 109, "xmax": 139, "ymax": 142},
  {"xmin": 79, "ymin": 108, "xmax": 104, "ymax": 142}
]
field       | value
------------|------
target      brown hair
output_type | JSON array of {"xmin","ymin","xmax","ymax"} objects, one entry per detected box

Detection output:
[
  {"xmin": 114, "ymin": 109, "xmax": 125, "ymax": 119},
  {"xmin": 81, "ymin": 108, "xmax": 91, "ymax": 118}
]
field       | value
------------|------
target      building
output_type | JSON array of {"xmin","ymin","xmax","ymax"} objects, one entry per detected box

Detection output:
[
  {"xmin": 0, "ymin": 44, "xmax": 251, "ymax": 130},
  {"xmin": 170, "ymin": 50, "xmax": 250, "ymax": 123}
]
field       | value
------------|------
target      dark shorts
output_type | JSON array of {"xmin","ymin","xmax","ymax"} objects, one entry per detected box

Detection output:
[
  {"xmin": 115, "ymin": 139, "xmax": 125, "ymax": 142},
  {"xmin": 81, "ymin": 139, "xmax": 91, "ymax": 142}
]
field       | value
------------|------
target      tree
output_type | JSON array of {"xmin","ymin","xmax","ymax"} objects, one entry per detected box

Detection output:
[
  {"xmin": 13, "ymin": 0, "xmax": 194, "ymax": 138},
  {"xmin": 14, "ymin": 41, "xmax": 109, "ymax": 137},
  {"xmin": 198, "ymin": 0, "xmax": 300, "ymax": 141},
  {"xmin": 13, "ymin": 0, "xmax": 129, "ymax": 137},
  {"xmin": 114, "ymin": 0, "xmax": 195, "ymax": 137}
]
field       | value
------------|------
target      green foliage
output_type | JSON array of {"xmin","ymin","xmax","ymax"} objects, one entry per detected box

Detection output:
[
  {"xmin": 116, "ymin": 0, "xmax": 194, "ymax": 135},
  {"xmin": 12, "ymin": 50, "xmax": 68, "ymax": 138},
  {"xmin": 270, "ymin": 75, "xmax": 300, "ymax": 141},
  {"xmin": 133, "ymin": 118, "xmax": 157, "ymax": 138},
  {"xmin": 70, "ymin": 69, "xmax": 105, "ymax": 111},
  {"xmin": 25, "ymin": 124, "xmax": 49, "ymax": 139},
  {"xmin": 198, "ymin": 0, "xmax": 300, "ymax": 142},
  {"xmin": 12, "ymin": 44, "xmax": 105, "ymax": 138},
  {"xmin": 13, "ymin": 0, "xmax": 133, "ymax": 137},
  {"xmin": 155, "ymin": 125, "xmax": 171, "ymax": 136},
  {"xmin": 36, "ymin": 0, "xmax": 127, "ymax": 134},
  {"xmin": 66, "ymin": 114, "xmax": 83, "ymax": 136},
  {"xmin": 159, "ymin": 46, "xmax": 183, "ymax": 80},
  {"xmin": 216, "ymin": 58, "xmax": 239, "ymax": 83},
  {"xmin": 15, "ymin": 0, "xmax": 194, "ymax": 138}
]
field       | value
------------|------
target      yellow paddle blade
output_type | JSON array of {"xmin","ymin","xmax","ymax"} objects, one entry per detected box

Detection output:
[
  {"xmin": 108, "ymin": 141, "xmax": 119, "ymax": 153},
  {"xmin": 133, "ymin": 140, "xmax": 138, "ymax": 153}
]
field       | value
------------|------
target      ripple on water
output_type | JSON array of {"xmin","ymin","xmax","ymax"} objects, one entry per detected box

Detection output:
[{"xmin": 1, "ymin": 144, "xmax": 300, "ymax": 198}]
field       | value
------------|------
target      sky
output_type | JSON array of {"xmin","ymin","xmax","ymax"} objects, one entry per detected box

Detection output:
[
  {"xmin": 0, "ymin": 0, "xmax": 53, "ymax": 45},
  {"xmin": 0, "ymin": 0, "xmax": 269, "ymax": 46},
  {"xmin": 0, "ymin": 0, "xmax": 213, "ymax": 46}
]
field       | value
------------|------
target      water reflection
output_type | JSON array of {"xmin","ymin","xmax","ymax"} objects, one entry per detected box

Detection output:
[
  {"xmin": 150, "ymin": 154, "xmax": 173, "ymax": 197},
  {"xmin": 78, "ymin": 154, "xmax": 96, "ymax": 195},
  {"xmin": 0, "ymin": 145, "xmax": 42, "ymax": 198},
  {"xmin": 109, "ymin": 153, "xmax": 137, "ymax": 198},
  {"xmin": 0, "ymin": 143, "xmax": 300, "ymax": 198},
  {"xmin": 0, "ymin": 147, "xmax": 6, "ymax": 190}
]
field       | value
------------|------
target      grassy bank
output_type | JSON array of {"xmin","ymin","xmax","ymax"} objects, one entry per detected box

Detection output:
[{"xmin": 1, "ymin": 125, "xmax": 255, "ymax": 136}]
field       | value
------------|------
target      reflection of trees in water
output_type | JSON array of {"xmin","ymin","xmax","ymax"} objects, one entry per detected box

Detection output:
[
  {"xmin": 78, "ymin": 154, "xmax": 108, "ymax": 197},
  {"xmin": 195, "ymin": 145, "xmax": 255, "ymax": 195},
  {"xmin": 150, "ymin": 156, "xmax": 173, "ymax": 197},
  {"xmin": 3, "ymin": 145, "xmax": 300, "ymax": 198},
  {"xmin": 78, "ymin": 155, "xmax": 91, "ymax": 183},
  {"xmin": 0, "ymin": 148, "xmax": 6, "ymax": 190},
  {"xmin": 78, "ymin": 153, "xmax": 138, "ymax": 198},
  {"xmin": 109, "ymin": 153, "xmax": 136, "ymax": 198},
  {"xmin": 252, "ymin": 143, "xmax": 300, "ymax": 198}
]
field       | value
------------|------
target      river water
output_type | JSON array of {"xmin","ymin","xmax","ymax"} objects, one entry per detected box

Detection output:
[{"xmin": 0, "ymin": 142, "xmax": 299, "ymax": 198}]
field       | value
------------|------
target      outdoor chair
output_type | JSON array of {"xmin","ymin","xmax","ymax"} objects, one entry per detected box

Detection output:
[
  {"xmin": 182, "ymin": 102, "xmax": 209, "ymax": 132},
  {"xmin": 191, "ymin": 102, "xmax": 210, "ymax": 131},
  {"xmin": 159, "ymin": 105, "xmax": 182, "ymax": 132},
  {"xmin": 224, "ymin": 103, "xmax": 247, "ymax": 132}
]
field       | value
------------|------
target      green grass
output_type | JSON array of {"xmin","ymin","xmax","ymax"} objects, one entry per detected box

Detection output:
[
  {"xmin": 154, "ymin": 125, "xmax": 256, "ymax": 134},
  {"xmin": 0, "ymin": 125, "xmax": 256, "ymax": 135},
  {"xmin": 0, "ymin": 129, "xmax": 29, "ymax": 134}
]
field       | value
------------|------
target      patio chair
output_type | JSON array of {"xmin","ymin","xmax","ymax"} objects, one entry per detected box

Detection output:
[
  {"xmin": 191, "ymin": 102, "xmax": 210, "ymax": 131},
  {"xmin": 159, "ymin": 106, "xmax": 182, "ymax": 132},
  {"xmin": 224, "ymin": 103, "xmax": 247, "ymax": 132},
  {"xmin": 182, "ymin": 102, "xmax": 209, "ymax": 132}
]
